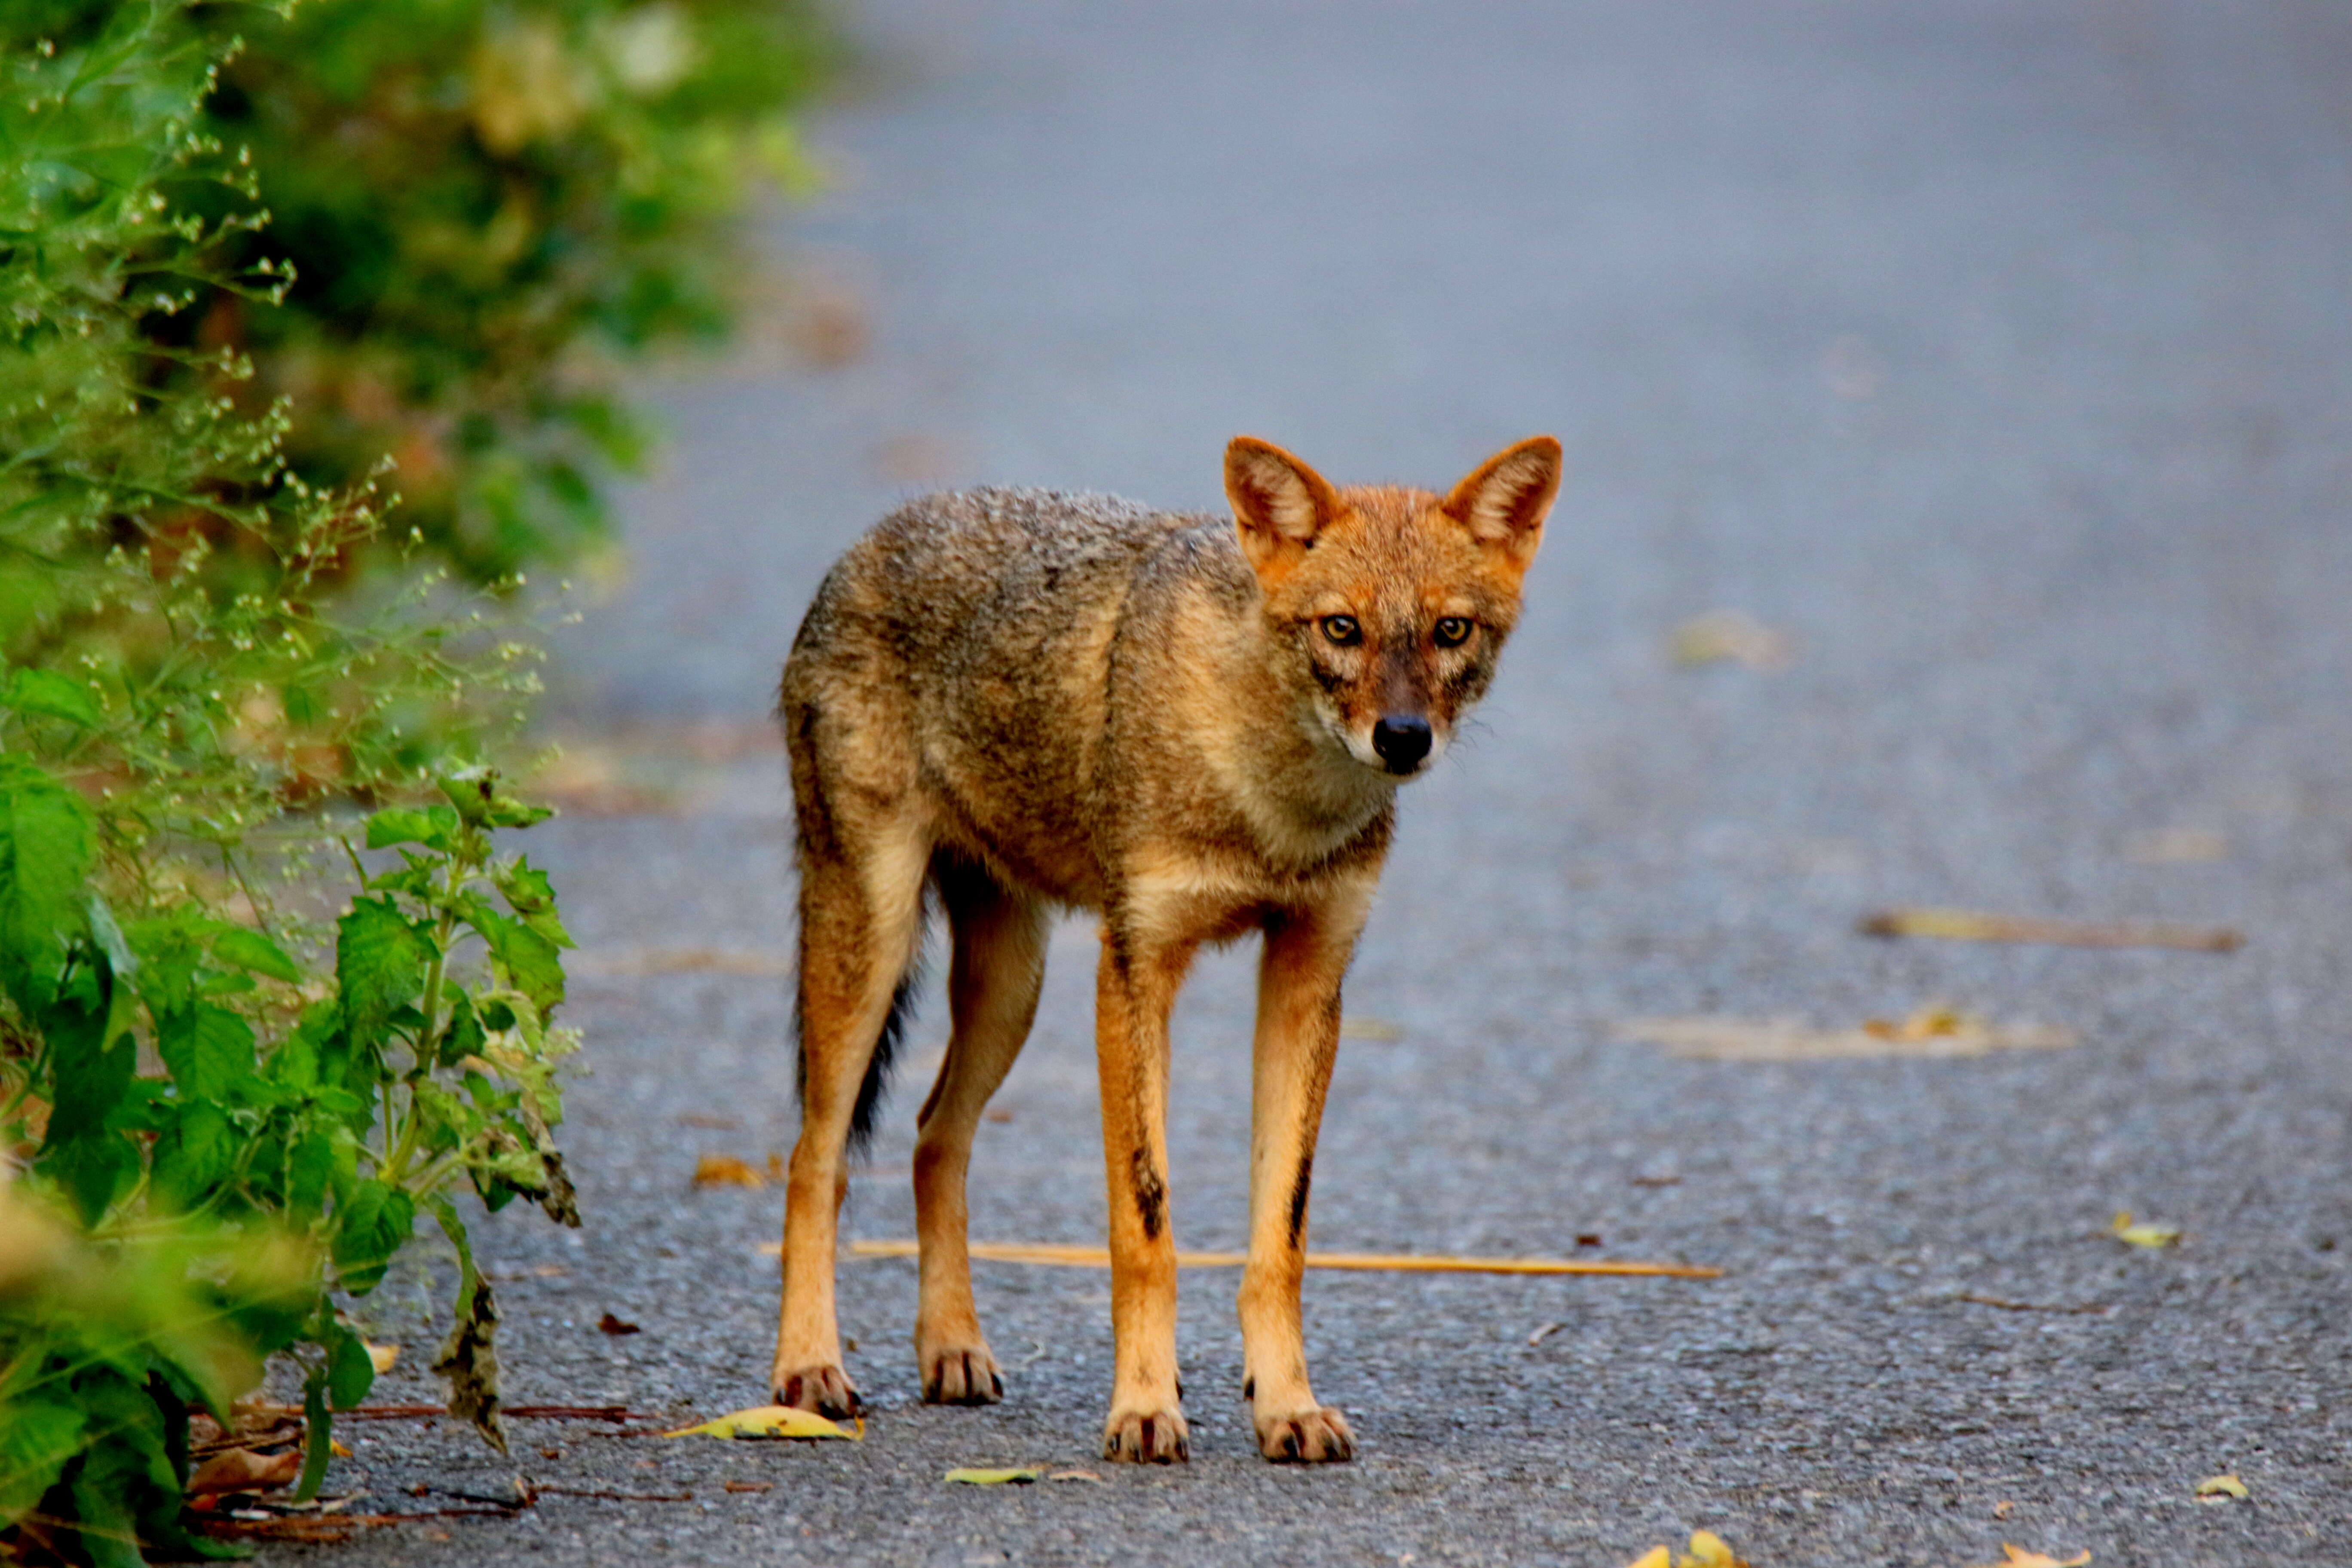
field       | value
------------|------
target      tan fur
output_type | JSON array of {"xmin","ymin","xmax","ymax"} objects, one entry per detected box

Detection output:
[{"xmin": 771, "ymin": 436, "xmax": 1561, "ymax": 1463}]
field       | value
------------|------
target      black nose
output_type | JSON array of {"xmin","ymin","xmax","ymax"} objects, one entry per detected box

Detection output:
[{"xmin": 1371, "ymin": 715, "xmax": 1433, "ymax": 773}]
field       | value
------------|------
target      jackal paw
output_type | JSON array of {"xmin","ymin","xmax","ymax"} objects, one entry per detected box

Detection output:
[
  {"xmin": 1101, "ymin": 1403, "xmax": 1189, "ymax": 1464},
  {"xmin": 1253, "ymin": 1403, "xmax": 1355, "ymax": 1464},
  {"xmin": 771, "ymin": 1363, "xmax": 860, "ymax": 1420},
  {"xmin": 918, "ymin": 1341, "xmax": 1003, "ymax": 1406}
]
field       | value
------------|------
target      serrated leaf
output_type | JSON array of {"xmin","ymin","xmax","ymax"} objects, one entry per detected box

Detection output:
[
  {"xmin": 0, "ymin": 755, "xmax": 95, "ymax": 1008},
  {"xmin": 331, "ymin": 1179, "xmax": 415, "ymax": 1295},
  {"xmin": 210, "ymin": 925, "xmax": 302, "ymax": 983},
  {"xmin": 3, "ymin": 667, "xmax": 105, "ymax": 729},
  {"xmin": 470, "ymin": 905, "xmax": 565, "ymax": 1014},
  {"xmin": 363, "ymin": 805, "xmax": 457, "ymax": 851},
  {"xmin": 944, "ymin": 1466, "xmax": 1042, "ymax": 1485},
  {"xmin": 493, "ymin": 854, "xmax": 572, "ymax": 948},
  {"xmin": 154, "ymin": 1002, "xmax": 256, "ymax": 1102},
  {"xmin": 337, "ymin": 895, "xmax": 427, "ymax": 1047},
  {"xmin": 662, "ymin": 1405, "xmax": 860, "ymax": 1441}
]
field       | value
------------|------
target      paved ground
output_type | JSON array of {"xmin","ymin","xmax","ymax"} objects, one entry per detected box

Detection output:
[{"xmin": 295, "ymin": 2, "xmax": 2352, "ymax": 1563}]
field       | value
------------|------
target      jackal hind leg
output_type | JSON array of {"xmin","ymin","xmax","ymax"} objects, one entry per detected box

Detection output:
[
  {"xmin": 1238, "ymin": 904, "xmax": 1363, "ymax": 1463},
  {"xmin": 911, "ymin": 861, "xmax": 1047, "ymax": 1405},
  {"xmin": 771, "ymin": 822, "xmax": 928, "ymax": 1418}
]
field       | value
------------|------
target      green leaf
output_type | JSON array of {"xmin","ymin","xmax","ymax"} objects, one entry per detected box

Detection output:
[
  {"xmin": 362, "ymin": 805, "xmax": 457, "ymax": 851},
  {"xmin": 209, "ymin": 926, "xmax": 302, "ymax": 983},
  {"xmin": 493, "ymin": 854, "xmax": 572, "ymax": 948},
  {"xmin": 467, "ymin": 906, "xmax": 565, "ymax": 1016},
  {"xmin": 153, "ymin": 1003, "xmax": 256, "ymax": 1102},
  {"xmin": 336, "ymin": 895, "xmax": 427, "ymax": 1047},
  {"xmin": 0, "ymin": 1400, "xmax": 86, "ymax": 1522},
  {"xmin": 331, "ymin": 1179, "xmax": 415, "ymax": 1295},
  {"xmin": 153, "ymin": 1099, "xmax": 237, "ymax": 1207},
  {"xmin": 435, "ymin": 989, "xmax": 486, "ymax": 1068},
  {"xmin": 0, "ymin": 755, "xmax": 95, "ymax": 1009},
  {"xmin": 327, "ymin": 1323, "xmax": 377, "ymax": 1410},
  {"xmin": 3, "ymin": 667, "xmax": 105, "ymax": 729}
]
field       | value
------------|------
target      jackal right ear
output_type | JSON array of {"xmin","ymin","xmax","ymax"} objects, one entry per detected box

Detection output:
[{"xmin": 1225, "ymin": 437, "xmax": 1341, "ymax": 585}]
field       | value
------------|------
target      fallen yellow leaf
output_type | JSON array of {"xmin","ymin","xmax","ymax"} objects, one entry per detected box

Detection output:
[
  {"xmin": 1977, "ymin": 1547, "xmax": 2090, "ymax": 1568},
  {"xmin": 1672, "ymin": 609, "xmax": 1795, "ymax": 671},
  {"xmin": 943, "ymin": 1467, "xmax": 1042, "ymax": 1485},
  {"xmin": 2194, "ymin": 1473, "xmax": 2248, "ymax": 1501},
  {"xmin": 1684, "ymin": 1530, "xmax": 1746, "ymax": 1568},
  {"xmin": 365, "ymin": 1341, "xmax": 400, "ymax": 1375},
  {"xmin": 1623, "ymin": 1532, "xmax": 1748, "ymax": 1568},
  {"xmin": 1860, "ymin": 907, "xmax": 2241, "ymax": 953},
  {"xmin": 693, "ymin": 1155, "xmax": 766, "ymax": 1189},
  {"xmin": 2111, "ymin": 1211, "xmax": 2181, "ymax": 1249},
  {"xmin": 1616, "ymin": 1010, "xmax": 2074, "ymax": 1062},
  {"xmin": 661, "ymin": 1405, "xmax": 859, "ymax": 1441}
]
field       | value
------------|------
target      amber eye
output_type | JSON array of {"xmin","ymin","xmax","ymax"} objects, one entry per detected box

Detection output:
[
  {"xmin": 1320, "ymin": 615, "xmax": 1361, "ymax": 646},
  {"xmin": 1433, "ymin": 616, "xmax": 1473, "ymax": 648}
]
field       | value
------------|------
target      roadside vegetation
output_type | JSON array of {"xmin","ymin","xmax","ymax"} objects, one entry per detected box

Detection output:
[{"xmin": 0, "ymin": 0, "xmax": 829, "ymax": 1559}]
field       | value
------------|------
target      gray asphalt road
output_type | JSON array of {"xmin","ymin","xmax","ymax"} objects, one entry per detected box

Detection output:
[{"xmin": 302, "ymin": 3, "xmax": 2352, "ymax": 1564}]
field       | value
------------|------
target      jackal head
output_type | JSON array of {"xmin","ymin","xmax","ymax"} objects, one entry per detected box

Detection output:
[{"xmin": 1225, "ymin": 435, "xmax": 1561, "ymax": 780}]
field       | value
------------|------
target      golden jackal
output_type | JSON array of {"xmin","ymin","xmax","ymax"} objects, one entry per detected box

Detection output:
[{"xmin": 772, "ymin": 435, "xmax": 1561, "ymax": 1464}]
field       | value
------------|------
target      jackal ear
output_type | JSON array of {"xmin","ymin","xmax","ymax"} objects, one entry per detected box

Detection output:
[
  {"xmin": 1225, "ymin": 437, "xmax": 1341, "ymax": 583},
  {"xmin": 1442, "ymin": 436, "xmax": 1562, "ymax": 577}
]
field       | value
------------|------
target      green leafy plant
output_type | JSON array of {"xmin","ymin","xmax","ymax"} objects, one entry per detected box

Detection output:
[{"xmin": 2, "ymin": 4, "xmax": 590, "ymax": 1560}]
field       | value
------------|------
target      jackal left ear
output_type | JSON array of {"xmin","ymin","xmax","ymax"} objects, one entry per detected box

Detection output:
[
  {"xmin": 1442, "ymin": 436, "xmax": 1562, "ymax": 577},
  {"xmin": 1226, "ymin": 437, "xmax": 1341, "ymax": 585}
]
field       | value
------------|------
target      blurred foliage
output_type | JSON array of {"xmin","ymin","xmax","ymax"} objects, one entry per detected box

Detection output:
[{"xmin": 13, "ymin": 0, "xmax": 835, "ymax": 587}]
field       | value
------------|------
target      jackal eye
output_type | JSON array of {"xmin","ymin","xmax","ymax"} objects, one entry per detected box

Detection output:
[
  {"xmin": 1433, "ymin": 616, "xmax": 1473, "ymax": 648},
  {"xmin": 1319, "ymin": 615, "xmax": 1361, "ymax": 646}
]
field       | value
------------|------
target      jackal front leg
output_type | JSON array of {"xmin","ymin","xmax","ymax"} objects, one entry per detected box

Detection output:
[
  {"xmin": 1094, "ymin": 928, "xmax": 1197, "ymax": 1463},
  {"xmin": 1238, "ymin": 904, "xmax": 1363, "ymax": 1462}
]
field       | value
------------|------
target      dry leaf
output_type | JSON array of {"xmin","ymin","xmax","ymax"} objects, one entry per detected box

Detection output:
[
  {"xmin": 1614, "ymin": 1009, "xmax": 2074, "ymax": 1062},
  {"xmin": 1992, "ymin": 1501, "xmax": 2015, "ymax": 1520},
  {"xmin": 579, "ymin": 947, "xmax": 789, "ymax": 977},
  {"xmin": 1976, "ymin": 1548, "xmax": 2090, "ymax": 1568},
  {"xmin": 943, "ymin": 1467, "xmax": 1042, "ymax": 1485},
  {"xmin": 662, "ymin": 1405, "xmax": 859, "ymax": 1442},
  {"xmin": 1339, "ymin": 1016, "xmax": 1404, "ymax": 1042},
  {"xmin": 597, "ymin": 1312, "xmax": 641, "ymax": 1336},
  {"xmin": 723, "ymin": 1481, "xmax": 774, "ymax": 1494},
  {"xmin": 365, "ymin": 1342, "xmax": 399, "ymax": 1375},
  {"xmin": 2111, "ymin": 1211, "xmax": 2181, "ymax": 1249},
  {"xmin": 187, "ymin": 1448, "xmax": 303, "ymax": 1497},
  {"xmin": 1527, "ymin": 1320, "xmax": 1565, "ymax": 1347},
  {"xmin": 693, "ymin": 1155, "xmax": 766, "ymax": 1189},
  {"xmin": 2124, "ymin": 828, "xmax": 2228, "ymax": 864},
  {"xmin": 1672, "ymin": 610, "xmax": 1795, "ymax": 671},
  {"xmin": 1859, "ymin": 907, "xmax": 2242, "ymax": 953},
  {"xmin": 1623, "ymin": 1531, "xmax": 1748, "ymax": 1568},
  {"xmin": 827, "ymin": 1238, "xmax": 1719, "ymax": 1279},
  {"xmin": 2194, "ymin": 1474, "xmax": 2248, "ymax": 1501}
]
